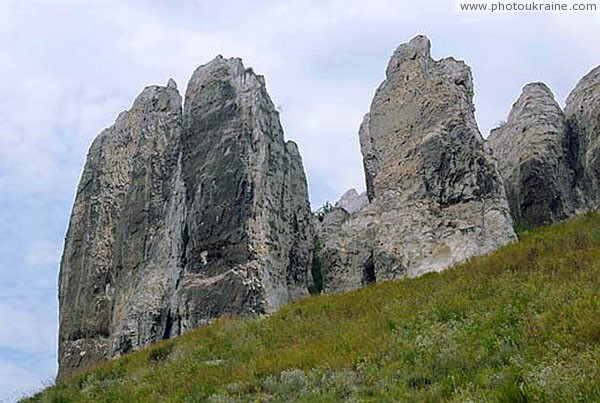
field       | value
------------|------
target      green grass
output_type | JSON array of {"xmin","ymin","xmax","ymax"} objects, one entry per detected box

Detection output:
[{"xmin": 28, "ymin": 213, "xmax": 600, "ymax": 402}]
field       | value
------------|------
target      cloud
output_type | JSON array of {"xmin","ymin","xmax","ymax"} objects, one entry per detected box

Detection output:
[
  {"xmin": 24, "ymin": 241, "xmax": 61, "ymax": 272},
  {"xmin": 0, "ymin": 361, "xmax": 48, "ymax": 402},
  {"xmin": 0, "ymin": 304, "xmax": 56, "ymax": 359}
]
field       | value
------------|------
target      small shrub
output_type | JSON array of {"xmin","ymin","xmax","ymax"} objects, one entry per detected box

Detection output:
[
  {"xmin": 92, "ymin": 361, "xmax": 126, "ymax": 382},
  {"xmin": 148, "ymin": 343, "xmax": 174, "ymax": 363},
  {"xmin": 496, "ymin": 367, "xmax": 528, "ymax": 403},
  {"xmin": 435, "ymin": 304, "xmax": 466, "ymax": 323},
  {"xmin": 309, "ymin": 236, "xmax": 324, "ymax": 294},
  {"xmin": 407, "ymin": 374, "xmax": 431, "ymax": 389},
  {"xmin": 314, "ymin": 201, "xmax": 334, "ymax": 222}
]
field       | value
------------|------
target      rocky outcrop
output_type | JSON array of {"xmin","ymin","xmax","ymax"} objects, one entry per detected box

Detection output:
[
  {"xmin": 315, "ymin": 213, "xmax": 372, "ymax": 293},
  {"xmin": 489, "ymin": 66, "xmax": 600, "ymax": 227},
  {"xmin": 564, "ymin": 65, "xmax": 600, "ymax": 211},
  {"xmin": 58, "ymin": 35, "xmax": 598, "ymax": 381},
  {"xmin": 319, "ymin": 36, "xmax": 516, "ymax": 292},
  {"xmin": 336, "ymin": 189, "xmax": 368, "ymax": 214},
  {"xmin": 58, "ymin": 82, "xmax": 183, "ymax": 380},
  {"xmin": 488, "ymin": 83, "xmax": 577, "ymax": 227},
  {"xmin": 58, "ymin": 58, "xmax": 313, "ymax": 380}
]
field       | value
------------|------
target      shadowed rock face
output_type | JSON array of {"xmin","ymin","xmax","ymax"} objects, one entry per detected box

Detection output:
[
  {"xmin": 319, "ymin": 36, "xmax": 516, "ymax": 292},
  {"xmin": 488, "ymin": 83, "xmax": 577, "ymax": 227},
  {"xmin": 58, "ymin": 83, "xmax": 183, "ymax": 380},
  {"xmin": 489, "ymin": 66, "xmax": 600, "ymax": 227},
  {"xmin": 565, "ymin": 65, "xmax": 600, "ymax": 211},
  {"xmin": 57, "ymin": 58, "xmax": 313, "ymax": 380},
  {"xmin": 177, "ymin": 57, "xmax": 313, "ymax": 328}
]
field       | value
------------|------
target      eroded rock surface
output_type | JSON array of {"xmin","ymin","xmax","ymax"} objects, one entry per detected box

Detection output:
[
  {"xmin": 565, "ymin": 65, "xmax": 600, "ymax": 211},
  {"xmin": 58, "ymin": 37, "xmax": 598, "ymax": 381},
  {"xmin": 58, "ymin": 58, "xmax": 313, "ymax": 380},
  {"xmin": 488, "ymin": 83, "xmax": 577, "ymax": 226},
  {"xmin": 58, "ymin": 83, "xmax": 183, "ymax": 379},
  {"xmin": 336, "ymin": 189, "xmax": 368, "ymax": 214},
  {"xmin": 489, "ymin": 66, "xmax": 600, "ymax": 226},
  {"xmin": 319, "ymin": 36, "xmax": 516, "ymax": 292}
]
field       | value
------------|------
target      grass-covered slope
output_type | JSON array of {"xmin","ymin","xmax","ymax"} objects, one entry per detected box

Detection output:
[{"xmin": 29, "ymin": 214, "xmax": 600, "ymax": 402}]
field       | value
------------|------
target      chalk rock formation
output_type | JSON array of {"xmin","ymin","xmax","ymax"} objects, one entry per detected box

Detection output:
[
  {"xmin": 315, "ymin": 205, "xmax": 375, "ymax": 294},
  {"xmin": 336, "ymin": 189, "xmax": 368, "ymax": 214},
  {"xmin": 57, "ymin": 83, "xmax": 183, "ymax": 380},
  {"xmin": 489, "ymin": 66, "xmax": 600, "ymax": 226},
  {"xmin": 488, "ymin": 83, "xmax": 576, "ymax": 226},
  {"xmin": 564, "ymin": 65, "xmax": 600, "ymax": 211},
  {"xmin": 319, "ymin": 36, "xmax": 516, "ymax": 292},
  {"xmin": 58, "ymin": 58, "xmax": 313, "ymax": 380}
]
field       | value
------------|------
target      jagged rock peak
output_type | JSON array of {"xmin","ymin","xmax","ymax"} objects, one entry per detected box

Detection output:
[
  {"xmin": 320, "ymin": 36, "xmax": 515, "ymax": 293},
  {"xmin": 488, "ymin": 81, "xmax": 575, "ymax": 226},
  {"xmin": 384, "ymin": 35, "xmax": 473, "ymax": 98},
  {"xmin": 187, "ymin": 56, "xmax": 267, "ymax": 100},
  {"xmin": 336, "ymin": 189, "xmax": 368, "ymax": 214},
  {"xmin": 522, "ymin": 81, "xmax": 553, "ymax": 94},
  {"xmin": 490, "ymin": 81, "xmax": 565, "ymax": 147},
  {"xmin": 386, "ymin": 35, "xmax": 431, "ymax": 76},
  {"xmin": 179, "ymin": 54, "xmax": 313, "ymax": 318},
  {"xmin": 565, "ymin": 65, "xmax": 600, "ymax": 107},
  {"xmin": 129, "ymin": 82, "xmax": 182, "ymax": 112},
  {"xmin": 58, "ymin": 80, "xmax": 184, "ymax": 381},
  {"xmin": 508, "ymin": 82, "xmax": 558, "ymax": 112},
  {"xmin": 362, "ymin": 35, "xmax": 486, "ymax": 202},
  {"xmin": 489, "ymin": 64, "xmax": 600, "ymax": 227},
  {"xmin": 407, "ymin": 34, "xmax": 431, "ymax": 54}
]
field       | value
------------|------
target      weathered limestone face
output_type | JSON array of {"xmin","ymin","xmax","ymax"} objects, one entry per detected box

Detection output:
[
  {"xmin": 57, "ymin": 58, "xmax": 313, "ymax": 380},
  {"xmin": 58, "ymin": 37, "xmax": 598, "ymax": 381},
  {"xmin": 319, "ymin": 36, "xmax": 516, "ymax": 292},
  {"xmin": 565, "ymin": 65, "xmax": 600, "ymax": 211},
  {"xmin": 58, "ymin": 83, "xmax": 183, "ymax": 380},
  {"xmin": 489, "ymin": 66, "xmax": 600, "ymax": 227},
  {"xmin": 313, "ymin": 190, "xmax": 373, "ymax": 294},
  {"xmin": 336, "ymin": 189, "xmax": 368, "ymax": 214},
  {"xmin": 176, "ymin": 56, "xmax": 314, "ymax": 331},
  {"xmin": 488, "ymin": 83, "xmax": 577, "ymax": 227}
]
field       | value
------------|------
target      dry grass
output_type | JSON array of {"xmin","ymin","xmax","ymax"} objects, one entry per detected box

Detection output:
[{"xmin": 27, "ymin": 213, "xmax": 600, "ymax": 402}]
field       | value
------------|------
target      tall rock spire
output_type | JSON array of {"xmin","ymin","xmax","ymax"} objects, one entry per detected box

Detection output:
[
  {"xmin": 57, "ymin": 59, "xmax": 313, "ymax": 380},
  {"xmin": 58, "ymin": 82, "xmax": 183, "ymax": 379},
  {"xmin": 488, "ymin": 83, "xmax": 576, "ymax": 226},
  {"xmin": 489, "ymin": 65, "xmax": 600, "ymax": 226},
  {"xmin": 319, "ymin": 36, "xmax": 516, "ymax": 292},
  {"xmin": 564, "ymin": 65, "xmax": 600, "ymax": 211}
]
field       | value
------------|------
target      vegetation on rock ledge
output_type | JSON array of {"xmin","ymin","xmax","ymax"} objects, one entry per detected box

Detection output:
[{"xmin": 28, "ymin": 213, "xmax": 600, "ymax": 402}]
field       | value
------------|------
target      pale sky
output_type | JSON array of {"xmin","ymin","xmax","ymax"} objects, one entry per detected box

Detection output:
[{"xmin": 1, "ymin": 0, "xmax": 599, "ymax": 399}]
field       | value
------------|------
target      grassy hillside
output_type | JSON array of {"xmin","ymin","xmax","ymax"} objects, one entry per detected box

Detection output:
[{"xmin": 29, "ymin": 213, "xmax": 600, "ymax": 402}]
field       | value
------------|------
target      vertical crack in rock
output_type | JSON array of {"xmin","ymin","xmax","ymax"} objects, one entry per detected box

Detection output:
[{"xmin": 57, "ymin": 59, "xmax": 313, "ymax": 380}]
